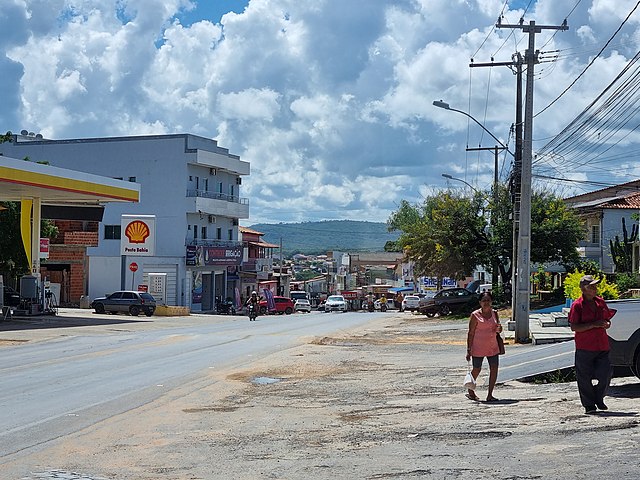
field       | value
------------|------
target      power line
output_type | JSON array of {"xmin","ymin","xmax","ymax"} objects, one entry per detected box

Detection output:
[{"xmin": 534, "ymin": 0, "xmax": 640, "ymax": 118}]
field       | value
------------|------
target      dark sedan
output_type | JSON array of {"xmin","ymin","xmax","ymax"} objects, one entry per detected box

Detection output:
[
  {"xmin": 418, "ymin": 287, "xmax": 479, "ymax": 317},
  {"xmin": 91, "ymin": 290, "xmax": 156, "ymax": 317}
]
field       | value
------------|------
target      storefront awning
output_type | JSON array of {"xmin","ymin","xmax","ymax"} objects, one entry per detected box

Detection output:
[{"xmin": 388, "ymin": 286, "xmax": 414, "ymax": 293}]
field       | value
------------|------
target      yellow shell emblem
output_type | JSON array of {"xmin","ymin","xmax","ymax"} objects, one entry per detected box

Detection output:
[{"xmin": 125, "ymin": 220, "xmax": 150, "ymax": 244}]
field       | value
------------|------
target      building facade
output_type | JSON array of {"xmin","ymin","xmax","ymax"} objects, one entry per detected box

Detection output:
[{"xmin": 0, "ymin": 134, "xmax": 249, "ymax": 310}]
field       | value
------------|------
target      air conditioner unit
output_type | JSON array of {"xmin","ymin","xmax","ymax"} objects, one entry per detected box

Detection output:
[
  {"xmin": 236, "ymin": 177, "xmax": 242, "ymax": 185},
  {"xmin": 210, "ymin": 168, "xmax": 217, "ymax": 176},
  {"xmin": 232, "ymin": 219, "xmax": 239, "ymax": 226},
  {"xmin": 208, "ymin": 215, "xmax": 216, "ymax": 224}
]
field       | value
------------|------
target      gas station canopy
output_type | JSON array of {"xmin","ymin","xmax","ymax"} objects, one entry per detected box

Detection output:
[
  {"xmin": 0, "ymin": 154, "xmax": 140, "ymax": 276},
  {"xmin": 0, "ymin": 155, "xmax": 140, "ymax": 204}
]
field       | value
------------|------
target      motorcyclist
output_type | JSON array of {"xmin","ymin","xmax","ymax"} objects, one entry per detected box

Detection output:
[
  {"xmin": 246, "ymin": 291, "xmax": 259, "ymax": 321},
  {"xmin": 379, "ymin": 295, "xmax": 387, "ymax": 311}
]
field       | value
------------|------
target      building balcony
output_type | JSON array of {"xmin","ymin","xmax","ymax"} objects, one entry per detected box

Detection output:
[
  {"xmin": 243, "ymin": 257, "xmax": 274, "ymax": 273},
  {"xmin": 187, "ymin": 189, "xmax": 250, "ymax": 219}
]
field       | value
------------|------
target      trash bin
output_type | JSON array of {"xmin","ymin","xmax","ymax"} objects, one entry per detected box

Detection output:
[{"xmin": 80, "ymin": 295, "xmax": 91, "ymax": 309}]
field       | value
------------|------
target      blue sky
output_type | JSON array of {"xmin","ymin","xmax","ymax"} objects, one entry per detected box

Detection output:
[
  {"xmin": 2, "ymin": 0, "xmax": 640, "ymax": 224},
  {"xmin": 177, "ymin": 0, "xmax": 250, "ymax": 26}
]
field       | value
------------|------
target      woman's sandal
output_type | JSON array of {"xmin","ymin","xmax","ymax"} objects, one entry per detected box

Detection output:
[
  {"xmin": 465, "ymin": 393, "xmax": 480, "ymax": 401},
  {"xmin": 486, "ymin": 396, "xmax": 499, "ymax": 402}
]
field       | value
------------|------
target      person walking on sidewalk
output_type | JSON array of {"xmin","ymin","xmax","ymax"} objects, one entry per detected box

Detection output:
[
  {"xmin": 465, "ymin": 291, "xmax": 502, "ymax": 402},
  {"xmin": 569, "ymin": 275, "xmax": 617, "ymax": 414}
]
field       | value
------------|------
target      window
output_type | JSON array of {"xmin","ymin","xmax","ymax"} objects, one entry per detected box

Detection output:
[
  {"xmin": 128, "ymin": 176, "xmax": 136, "ymax": 182},
  {"xmin": 228, "ymin": 229, "xmax": 233, "ymax": 241},
  {"xmin": 216, "ymin": 227, "xmax": 222, "ymax": 240},
  {"xmin": 194, "ymin": 225, "xmax": 198, "ymax": 239},
  {"xmin": 229, "ymin": 184, "xmax": 235, "ymax": 197},
  {"xmin": 204, "ymin": 179, "xmax": 208, "ymax": 191},
  {"xmin": 104, "ymin": 225, "xmax": 121, "ymax": 240},
  {"xmin": 189, "ymin": 175, "xmax": 193, "ymax": 181},
  {"xmin": 195, "ymin": 177, "xmax": 199, "ymax": 189},
  {"xmin": 201, "ymin": 226, "xmax": 207, "ymax": 239},
  {"xmin": 218, "ymin": 182, "xmax": 223, "ymax": 193},
  {"xmin": 591, "ymin": 225, "xmax": 600, "ymax": 244}
]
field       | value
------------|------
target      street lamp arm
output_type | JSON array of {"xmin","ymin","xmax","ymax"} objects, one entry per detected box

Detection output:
[
  {"xmin": 441, "ymin": 173, "xmax": 479, "ymax": 194},
  {"xmin": 433, "ymin": 100, "xmax": 514, "ymax": 157}
]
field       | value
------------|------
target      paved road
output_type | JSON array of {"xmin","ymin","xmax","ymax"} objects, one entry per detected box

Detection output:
[{"xmin": 0, "ymin": 310, "xmax": 384, "ymax": 461}]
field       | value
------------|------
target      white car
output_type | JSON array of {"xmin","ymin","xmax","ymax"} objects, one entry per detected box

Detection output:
[
  {"xmin": 325, "ymin": 295, "xmax": 347, "ymax": 312},
  {"xmin": 402, "ymin": 295, "xmax": 420, "ymax": 312},
  {"xmin": 294, "ymin": 299, "xmax": 312, "ymax": 313}
]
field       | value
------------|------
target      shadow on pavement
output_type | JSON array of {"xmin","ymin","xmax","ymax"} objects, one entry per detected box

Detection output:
[
  {"xmin": 609, "ymin": 382, "xmax": 640, "ymax": 399},
  {"xmin": 0, "ymin": 314, "xmax": 149, "ymax": 331}
]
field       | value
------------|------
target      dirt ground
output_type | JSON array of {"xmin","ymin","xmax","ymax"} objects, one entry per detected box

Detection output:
[{"xmin": 8, "ymin": 313, "xmax": 640, "ymax": 480}]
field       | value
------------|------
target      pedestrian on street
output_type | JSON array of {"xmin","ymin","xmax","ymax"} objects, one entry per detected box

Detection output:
[
  {"xmin": 568, "ymin": 275, "xmax": 617, "ymax": 414},
  {"xmin": 465, "ymin": 291, "xmax": 502, "ymax": 402}
]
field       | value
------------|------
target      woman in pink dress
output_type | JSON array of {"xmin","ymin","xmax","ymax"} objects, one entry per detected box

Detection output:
[{"xmin": 465, "ymin": 291, "xmax": 502, "ymax": 401}]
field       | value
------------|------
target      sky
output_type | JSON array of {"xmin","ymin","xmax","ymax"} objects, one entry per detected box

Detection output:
[{"xmin": 2, "ymin": 0, "xmax": 640, "ymax": 224}]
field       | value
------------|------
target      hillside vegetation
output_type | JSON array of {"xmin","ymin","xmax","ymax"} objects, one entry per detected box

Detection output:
[{"xmin": 248, "ymin": 220, "xmax": 400, "ymax": 255}]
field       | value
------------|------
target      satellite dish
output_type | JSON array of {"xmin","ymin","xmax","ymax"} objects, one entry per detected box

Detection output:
[
  {"xmin": 35, "ymin": 133, "xmax": 43, "ymax": 139},
  {"xmin": 28, "ymin": 132, "xmax": 35, "ymax": 136},
  {"xmin": 21, "ymin": 129, "xmax": 28, "ymax": 135}
]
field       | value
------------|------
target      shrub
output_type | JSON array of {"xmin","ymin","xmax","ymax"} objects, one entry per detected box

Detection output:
[
  {"xmin": 564, "ymin": 271, "xmax": 619, "ymax": 300},
  {"xmin": 615, "ymin": 272, "xmax": 639, "ymax": 294}
]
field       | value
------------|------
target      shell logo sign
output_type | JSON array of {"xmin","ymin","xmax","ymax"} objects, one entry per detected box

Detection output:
[
  {"xmin": 125, "ymin": 220, "xmax": 150, "ymax": 244},
  {"xmin": 121, "ymin": 214, "xmax": 156, "ymax": 256}
]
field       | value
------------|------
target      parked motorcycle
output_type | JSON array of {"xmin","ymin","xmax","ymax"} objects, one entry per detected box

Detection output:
[
  {"xmin": 216, "ymin": 298, "xmax": 236, "ymax": 315},
  {"xmin": 380, "ymin": 302, "xmax": 387, "ymax": 312},
  {"xmin": 367, "ymin": 300, "xmax": 375, "ymax": 312},
  {"xmin": 247, "ymin": 303, "xmax": 258, "ymax": 321}
]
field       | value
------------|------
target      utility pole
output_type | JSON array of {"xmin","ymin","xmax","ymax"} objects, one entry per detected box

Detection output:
[{"xmin": 497, "ymin": 19, "xmax": 568, "ymax": 342}]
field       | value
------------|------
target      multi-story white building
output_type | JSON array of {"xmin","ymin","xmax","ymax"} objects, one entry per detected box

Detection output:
[{"xmin": 0, "ymin": 133, "xmax": 249, "ymax": 311}]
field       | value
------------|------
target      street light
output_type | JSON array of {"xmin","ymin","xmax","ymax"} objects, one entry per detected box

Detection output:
[
  {"xmin": 442, "ymin": 173, "xmax": 480, "ymax": 194},
  {"xmin": 434, "ymin": 101, "xmax": 507, "ymax": 320},
  {"xmin": 433, "ymin": 100, "xmax": 514, "ymax": 157}
]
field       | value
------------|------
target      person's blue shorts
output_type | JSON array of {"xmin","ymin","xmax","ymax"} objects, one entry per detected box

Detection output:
[{"xmin": 472, "ymin": 355, "xmax": 499, "ymax": 368}]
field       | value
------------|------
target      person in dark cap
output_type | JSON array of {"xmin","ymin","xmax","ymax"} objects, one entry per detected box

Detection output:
[{"xmin": 568, "ymin": 275, "xmax": 617, "ymax": 414}]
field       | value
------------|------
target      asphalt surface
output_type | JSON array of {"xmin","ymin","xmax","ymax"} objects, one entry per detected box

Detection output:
[{"xmin": 1, "ymin": 308, "xmax": 639, "ymax": 480}]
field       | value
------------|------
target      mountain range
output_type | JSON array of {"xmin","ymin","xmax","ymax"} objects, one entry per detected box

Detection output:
[{"xmin": 248, "ymin": 220, "xmax": 400, "ymax": 255}]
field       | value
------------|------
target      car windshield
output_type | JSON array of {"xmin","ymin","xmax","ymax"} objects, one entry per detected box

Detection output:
[{"xmin": 328, "ymin": 296, "xmax": 344, "ymax": 301}]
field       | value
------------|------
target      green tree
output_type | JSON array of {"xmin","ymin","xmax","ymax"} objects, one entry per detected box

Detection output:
[
  {"xmin": 388, "ymin": 192, "xmax": 487, "ymax": 284},
  {"xmin": 388, "ymin": 187, "xmax": 585, "ymax": 286}
]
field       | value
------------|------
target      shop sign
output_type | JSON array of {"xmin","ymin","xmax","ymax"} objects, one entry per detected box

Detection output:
[
  {"xmin": 185, "ymin": 245, "xmax": 242, "ymax": 266},
  {"xmin": 121, "ymin": 214, "xmax": 156, "ymax": 256}
]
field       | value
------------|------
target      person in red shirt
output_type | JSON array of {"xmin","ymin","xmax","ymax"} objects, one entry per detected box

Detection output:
[{"xmin": 568, "ymin": 275, "xmax": 617, "ymax": 414}]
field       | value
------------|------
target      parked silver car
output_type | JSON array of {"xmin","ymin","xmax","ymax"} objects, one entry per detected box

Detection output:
[
  {"xmin": 294, "ymin": 299, "xmax": 312, "ymax": 313},
  {"xmin": 606, "ymin": 299, "xmax": 640, "ymax": 379},
  {"xmin": 401, "ymin": 295, "xmax": 420, "ymax": 312},
  {"xmin": 91, "ymin": 290, "xmax": 156, "ymax": 317}
]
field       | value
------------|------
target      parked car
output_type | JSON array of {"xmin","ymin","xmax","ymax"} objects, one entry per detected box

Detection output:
[
  {"xmin": 259, "ymin": 296, "xmax": 294, "ymax": 315},
  {"xmin": 418, "ymin": 287, "xmax": 479, "ymax": 317},
  {"xmin": 325, "ymin": 295, "xmax": 347, "ymax": 312},
  {"xmin": 294, "ymin": 299, "xmax": 312, "ymax": 313},
  {"xmin": 91, "ymin": 290, "xmax": 156, "ymax": 316},
  {"xmin": 2, "ymin": 285, "xmax": 21, "ymax": 307},
  {"xmin": 401, "ymin": 295, "xmax": 420, "ymax": 312},
  {"xmin": 606, "ymin": 299, "xmax": 640, "ymax": 379}
]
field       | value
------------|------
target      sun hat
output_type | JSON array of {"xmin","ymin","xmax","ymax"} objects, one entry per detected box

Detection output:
[{"xmin": 579, "ymin": 275, "xmax": 600, "ymax": 288}]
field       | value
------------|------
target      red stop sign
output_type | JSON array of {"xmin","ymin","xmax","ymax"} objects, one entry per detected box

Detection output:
[{"xmin": 129, "ymin": 262, "xmax": 138, "ymax": 272}]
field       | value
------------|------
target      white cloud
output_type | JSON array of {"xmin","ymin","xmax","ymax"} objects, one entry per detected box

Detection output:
[{"xmin": 3, "ymin": 0, "xmax": 640, "ymax": 223}]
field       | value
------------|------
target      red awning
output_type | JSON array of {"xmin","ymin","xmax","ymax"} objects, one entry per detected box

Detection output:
[{"xmin": 249, "ymin": 241, "xmax": 279, "ymax": 248}]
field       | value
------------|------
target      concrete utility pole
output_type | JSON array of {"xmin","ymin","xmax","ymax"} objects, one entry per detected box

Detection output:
[{"xmin": 497, "ymin": 19, "xmax": 568, "ymax": 342}]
